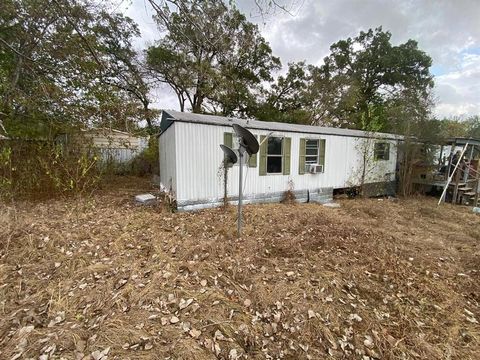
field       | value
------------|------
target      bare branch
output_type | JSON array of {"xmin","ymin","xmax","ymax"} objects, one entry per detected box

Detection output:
[
  {"xmin": 0, "ymin": 37, "xmax": 36, "ymax": 62},
  {"xmin": 51, "ymin": 0, "xmax": 104, "ymax": 69}
]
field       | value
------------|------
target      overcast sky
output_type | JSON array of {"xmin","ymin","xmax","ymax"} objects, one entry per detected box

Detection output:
[{"xmin": 120, "ymin": 0, "xmax": 480, "ymax": 119}]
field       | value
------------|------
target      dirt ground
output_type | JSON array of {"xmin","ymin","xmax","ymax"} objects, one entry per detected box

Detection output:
[{"xmin": 1, "ymin": 177, "xmax": 479, "ymax": 359}]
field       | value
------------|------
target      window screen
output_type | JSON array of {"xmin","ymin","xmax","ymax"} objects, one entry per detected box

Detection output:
[{"xmin": 305, "ymin": 139, "xmax": 319, "ymax": 164}]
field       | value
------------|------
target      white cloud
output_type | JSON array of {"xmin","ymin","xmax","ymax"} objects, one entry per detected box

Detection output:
[
  {"xmin": 260, "ymin": 0, "xmax": 480, "ymax": 69},
  {"xmin": 257, "ymin": 0, "xmax": 480, "ymax": 118},
  {"xmin": 121, "ymin": 0, "xmax": 480, "ymax": 117},
  {"xmin": 118, "ymin": 0, "xmax": 158, "ymax": 49},
  {"xmin": 434, "ymin": 53, "xmax": 480, "ymax": 118}
]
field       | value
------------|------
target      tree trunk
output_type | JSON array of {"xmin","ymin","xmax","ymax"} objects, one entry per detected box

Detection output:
[
  {"xmin": 179, "ymin": 96, "xmax": 185, "ymax": 112},
  {"xmin": 142, "ymin": 100, "xmax": 153, "ymax": 131},
  {"xmin": 360, "ymin": 146, "xmax": 367, "ymax": 197},
  {"xmin": 192, "ymin": 93, "xmax": 203, "ymax": 113}
]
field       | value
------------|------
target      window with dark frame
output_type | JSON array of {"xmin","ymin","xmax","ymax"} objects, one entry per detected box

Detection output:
[
  {"xmin": 267, "ymin": 137, "xmax": 283, "ymax": 174},
  {"xmin": 305, "ymin": 139, "xmax": 319, "ymax": 164},
  {"xmin": 231, "ymin": 133, "xmax": 240, "ymax": 166},
  {"xmin": 374, "ymin": 142, "xmax": 390, "ymax": 161}
]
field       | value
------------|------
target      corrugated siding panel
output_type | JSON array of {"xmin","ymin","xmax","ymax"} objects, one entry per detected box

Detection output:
[
  {"xmin": 99, "ymin": 148, "xmax": 139, "ymax": 163},
  {"xmin": 159, "ymin": 124, "xmax": 177, "ymax": 192},
  {"xmin": 89, "ymin": 133, "xmax": 141, "ymax": 149},
  {"xmin": 138, "ymin": 137, "xmax": 149, "ymax": 152},
  {"xmin": 91, "ymin": 135, "xmax": 149, "ymax": 164},
  {"xmin": 174, "ymin": 122, "xmax": 398, "ymax": 204}
]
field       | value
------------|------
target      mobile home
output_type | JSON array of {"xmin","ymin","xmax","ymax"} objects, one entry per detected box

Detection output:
[
  {"xmin": 159, "ymin": 110, "xmax": 401, "ymax": 211},
  {"xmin": 58, "ymin": 128, "xmax": 148, "ymax": 163},
  {"xmin": 83, "ymin": 128, "xmax": 148, "ymax": 163}
]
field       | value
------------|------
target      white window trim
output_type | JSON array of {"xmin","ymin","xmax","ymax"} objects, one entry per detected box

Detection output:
[
  {"xmin": 374, "ymin": 142, "xmax": 390, "ymax": 161},
  {"xmin": 305, "ymin": 138, "xmax": 320, "ymax": 165}
]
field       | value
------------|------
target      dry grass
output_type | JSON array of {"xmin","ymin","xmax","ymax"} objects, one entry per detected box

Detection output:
[{"xmin": 1, "ymin": 177, "xmax": 479, "ymax": 359}]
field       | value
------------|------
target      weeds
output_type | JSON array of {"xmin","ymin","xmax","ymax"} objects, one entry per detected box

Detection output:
[
  {"xmin": 281, "ymin": 179, "xmax": 296, "ymax": 204},
  {"xmin": 0, "ymin": 139, "xmax": 102, "ymax": 200}
]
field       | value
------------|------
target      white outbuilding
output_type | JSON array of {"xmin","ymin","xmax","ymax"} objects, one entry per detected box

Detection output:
[
  {"xmin": 58, "ymin": 128, "xmax": 148, "ymax": 163},
  {"xmin": 158, "ymin": 110, "xmax": 401, "ymax": 211},
  {"xmin": 82, "ymin": 128, "xmax": 148, "ymax": 163}
]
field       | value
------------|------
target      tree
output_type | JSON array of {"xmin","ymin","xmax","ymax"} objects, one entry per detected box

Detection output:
[
  {"xmin": 464, "ymin": 115, "xmax": 480, "ymax": 139},
  {"xmin": 312, "ymin": 27, "xmax": 434, "ymax": 131},
  {"xmin": 146, "ymin": 0, "xmax": 280, "ymax": 115},
  {"xmin": 305, "ymin": 28, "xmax": 436, "ymax": 196},
  {"xmin": 254, "ymin": 62, "xmax": 312, "ymax": 123},
  {"xmin": 0, "ymin": 0, "xmax": 151, "ymax": 137},
  {"xmin": 91, "ymin": 10, "xmax": 154, "ymax": 131},
  {"xmin": 424, "ymin": 115, "xmax": 480, "ymax": 142},
  {"xmin": 384, "ymin": 89, "xmax": 434, "ymax": 195}
]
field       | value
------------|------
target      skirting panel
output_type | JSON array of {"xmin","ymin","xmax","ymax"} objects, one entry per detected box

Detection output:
[
  {"xmin": 362, "ymin": 181, "xmax": 397, "ymax": 197},
  {"xmin": 177, "ymin": 187, "xmax": 334, "ymax": 212}
]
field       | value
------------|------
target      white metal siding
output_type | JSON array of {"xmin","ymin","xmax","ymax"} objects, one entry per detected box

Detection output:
[
  {"xmin": 86, "ymin": 132, "xmax": 148, "ymax": 163},
  {"xmin": 173, "ymin": 122, "xmax": 397, "ymax": 204},
  {"xmin": 98, "ymin": 148, "xmax": 141, "ymax": 163},
  {"xmin": 159, "ymin": 124, "xmax": 177, "ymax": 193},
  {"xmin": 88, "ymin": 132, "xmax": 142, "ymax": 148}
]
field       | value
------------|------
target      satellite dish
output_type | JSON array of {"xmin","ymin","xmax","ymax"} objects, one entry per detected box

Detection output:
[
  {"xmin": 220, "ymin": 144, "xmax": 238, "ymax": 164},
  {"xmin": 220, "ymin": 124, "xmax": 258, "ymax": 238},
  {"xmin": 232, "ymin": 124, "xmax": 259, "ymax": 156}
]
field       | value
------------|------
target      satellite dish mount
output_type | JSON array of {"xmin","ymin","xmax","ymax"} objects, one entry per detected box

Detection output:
[{"xmin": 219, "ymin": 124, "xmax": 259, "ymax": 238}]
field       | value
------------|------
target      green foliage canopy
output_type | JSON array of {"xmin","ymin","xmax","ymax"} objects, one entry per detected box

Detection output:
[
  {"xmin": 146, "ymin": 0, "xmax": 281, "ymax": 116},
  {"xmin": 312, "ymin": 27, "xmax": 434, "ymax": 131},
  {"xmin": 254, "ymin": 62, "xmax": 312, "ymax": 124},
  {"xmin": 0, "ymin": 0, "xmax": 150, "ymax": 137}
]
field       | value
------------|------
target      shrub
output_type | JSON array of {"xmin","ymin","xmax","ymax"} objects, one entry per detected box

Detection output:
[
  {"xmin": 130, "ymin": 136, "xmax": 159, "ymax": 176},
  {"xmin": 0, "ymin": 138, "xmax": 101, "ymax": 200}
]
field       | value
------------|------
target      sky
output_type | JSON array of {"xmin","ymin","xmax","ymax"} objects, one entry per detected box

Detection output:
[{"xmin": 120, "ymin": 0, "xmax": 480, "ymax": 119}]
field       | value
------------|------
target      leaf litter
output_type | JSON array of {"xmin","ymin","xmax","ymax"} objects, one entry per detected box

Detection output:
[{"xmin": 0, "ymin": 178, "xmax": 479, "ymax": 359}]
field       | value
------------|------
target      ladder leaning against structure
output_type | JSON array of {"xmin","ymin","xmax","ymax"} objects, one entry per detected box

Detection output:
[
  {"xmin": 438, "ymin": 142, "xmax": 468, "ymax": 205},
  {"xmin": 438, "ymin": 138, "xmax": 480, "ymax": 207}
]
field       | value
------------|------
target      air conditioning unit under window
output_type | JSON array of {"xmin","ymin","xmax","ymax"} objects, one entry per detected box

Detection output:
[{"xmin": 307, "ymin": 164, "xmax": 323, "ymax": 174}]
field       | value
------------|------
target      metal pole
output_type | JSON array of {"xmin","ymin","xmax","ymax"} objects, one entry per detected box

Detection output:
[
  {"xmin": 237, "ymin": 146, "xmax": 243, "ymax": 238},
  {"xmin": 438, "ymin": 142, "xmax": 469, "ymax": 206}
]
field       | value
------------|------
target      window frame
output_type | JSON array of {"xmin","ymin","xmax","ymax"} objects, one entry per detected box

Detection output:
[
  {"xmin": 299, "ymin": 138, "xmax": 325, "ymax": 174},
  {"xmin": 228, "ymin": 133, "xmax": 240, "ymax": 167},
  {"xmin": 305, "ymin": 139, "xmax": 320, "ymax": 165},
  {"xmin": 266, "ymin": 136, "xmax": 284, "ymax": 174},
  {"xmin": 374, "ymin": 141, "xmax": 390, "ymax": 161}
]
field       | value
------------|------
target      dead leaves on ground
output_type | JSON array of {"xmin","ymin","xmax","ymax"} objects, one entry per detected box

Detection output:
[{"xmin": 0, "ymin": 192, "xmax": 479, "ymax": 359}]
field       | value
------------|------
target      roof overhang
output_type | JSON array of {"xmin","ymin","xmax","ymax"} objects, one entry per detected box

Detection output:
[
  {"xmin": 159, "ymin": 110, "xmax": 403, "ymax": 141},
  {"xmin": 446, "ymin": 137, "xmax": 480, "ymax": 147}
]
